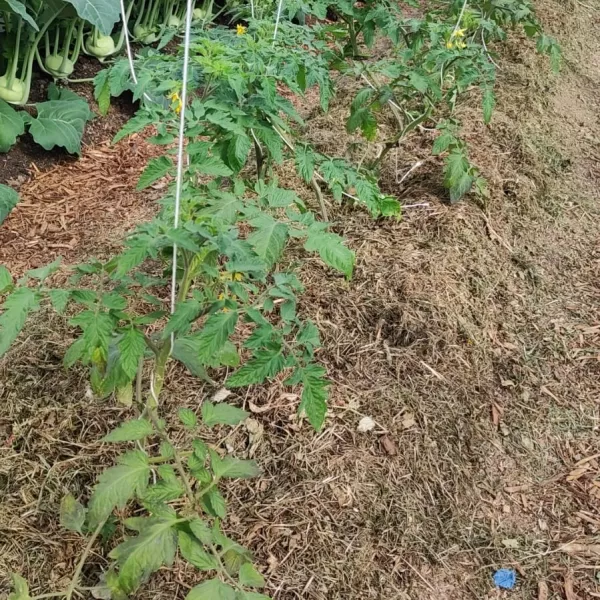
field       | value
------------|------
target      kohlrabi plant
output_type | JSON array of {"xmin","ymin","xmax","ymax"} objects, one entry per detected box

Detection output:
[
  {"xmin": 0, "ymin": 83, "xmax": 94, "ymax": 155},
  {"xmin": 37, "ymin": 16, "xmax": 85, "ymax": 79},
  {"xmin": 85, "ymin": 0, "xmax": 135, "ymax": 60},
  {"xmin": 0, "ymin": 0, "xmax": 122, "ymax": 104},
  {"xmin": 131, "ymin": 0, "xmax": 202, "ymax": 44}
]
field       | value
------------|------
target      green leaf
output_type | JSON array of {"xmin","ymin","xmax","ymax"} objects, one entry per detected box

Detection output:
[
  {"xmin": 280, "ymin": 299, "xmax": 296, "ymax": 322},
  {"xmin": 351, "ymin": 87, "xmax": 374, "ymax": 112},
  {"xmin": 432, "ymin": 131, "xmax": 455, "ymax": 155},
  {"xmin": 64, "ymin": 0, "xmax": 121, "ymax": 35},
  {"xmin": 194, "ymin": 310, "xmax": 239, "ymax": 362},
  {"xmin": 450, "ymin": 172, "xmax": 474, "ymax": 203},
  {"xmin": 88, "ymin": 450, "xmax": 150, "ymax": 527},
  {"xmin": 26, "ymin": 257, "xmax": 62, "ymax": 281},
  {"xmin": 0, "ymin": 266, "xmax": 13, "ymax": 293},
  {"xmin": 8, "ymin": 573, "xmax": 30, "ymax": 600},
  {"xmin": 0, "ymin": 100, "xmax": 24, "ymax": 153},
  {"xmin": 171, "ymin": 337, "xmax": 211, "ymax": 381},
  {"xmin": 239, "ymin": 593, "xmax": 270, "ymax": 600},
  {"xmin": 0, "ymin": 184, "xmax": 19, "ymax": 226},
  {"xmin": 409, "ymin": 72, "xmax": 430, "ymax": 93},
  {"xmin": 94, "ymin": 69, "xmax": 111, "ymax": 116},
  {"xmin": 71, "ymin": 310, "xmax": 114, "ymax": 357},
  {"xmin": 28, "ymin": 97, "xmax": 93, "ymax": 155},
  {"xmin": 48, "ymin": 289, "xmax": 70, "ymax": 313},
  {"xmin": 248, "ymin": 215, "xmax": 288, "ymax": 268},
  {"xmin": 63, "ymin": 337, "xmax": 85, "ymax": 368},
  {"xmin": 159, "ymin": 441, "xmax": 175, "ymax": 459},
  {"xmin": 347, "ymin": 107, "xmax": 375, "ymax": 138},
  {"xmin": 200, "ymin": 191, "xmax": 243, "ymax": 223},
  {"xmin": 5, "ymin": 0, "xmax": 38, "ymax": 30},
  {"xmin": 228, "ymin": 134, "xmax": 252, "ymax": 171},
  {"xmin": 201, "ymin": 402, "xmax": 249, "ymax": 428},
  {"xmin": 163, "ymin": 299, "xmax": 201, "ymax": 338},
  {"xmin": 379, "ymin": 196, "xmax": 402, "ymax": 217},
  {"xmin": 445, "ymin": 148, "xmax": 469, "ymax": 183},
  {"xmin": 265, "ymin": 186, "xmax": 300, "ymax": 208},
  {"xmin": 137, "ymin": 156, "xmax": 172, "ymax": 190},
  {"xmin": 112, "ymin": 243, "xmax": 150, "ymax": 277},
  {"xmin": 178, "ymin": 407, "xmax": 198, "ymax": 428},
  {"xmin": 297, "ymin": 321, "xmax": 320, "ymax": 349},
  {"xmin": 226, "ymin": 350, "xmax": 285, "ymax": 388},
  {"xmin": 254, "ymin": 127, "xmax": 283, "ymax": 163},
  {"xmin": 304, "ymin": 231, "xmax": 354, "ymax": 279},
  {"xmin": 295, "ymin": 145, "xmax": 315, "ymax": 183},
  {"xmin": 48, "ymin": 84, "xmax": 84, "ymax": 103},
  {"xmin": 204, "ymin": 340, "xmax": 240, "ymax": 368},
  {"xmin": 118, "ymin": 327, "xmax": 146, "ymax": 380},
  {"xmin": 109, "ymin": 515, "xmax": 178, "ymax": 593},
  {"xmin": 142, "ymin": 479, "xmax": 185, "ymax": 503},
  {"xmin": 186, "ymin": 579, "xmax": 236, "ymax": 600},
  {"xmin": 201, "ymin": 487, "xmax": 227, "ymax": 518},
  {"xmin": 299, "ymin": 364, "xmax": 328, "ymax": 430},
  {"xmin": 211, "ymin": 453, "xmax": 260, "ymax": 479},
  {"xmin": 178, "ymin": 531, "xmax": 219, "ymax": 571},
  {"xmin": 239, "ymin": 563, "xmax": 266, "ymax": 588},
  {"xmin": 195, "ymin": 155, "xmax": 233, "ymax": 177},
  {"xmin": 102, "ymin": 419, "xmax": 154, "ymax": 442},
  {"xmin": 113, "ymin": 113, "xmax": 154, "ymax": 144},
  {"xmin": 116, "ymin": 383, "xmax": 133, "ymax": 407},
  {"xmin": 212, "ymin": 520, "xmax": 249, "ymax": 556},
  {"xmin": 189, "ymin": 519, "xmax": 213, "ymax": 545},
  {"xmin": 59, "ymin": 493, "xmax": 86, "ymax": 534},
  {"xmin": 360, "ymin": 110, "xmax": 378, "ymax": 141},
  {"xmin": 0, "ymin": 287, "xmax": 39, "ymax": 357},
  {"xmin": 482, "ymin": 88, "xmax": 496, "ymax": 125}
]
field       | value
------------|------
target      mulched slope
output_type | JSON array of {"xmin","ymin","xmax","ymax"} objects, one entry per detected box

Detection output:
[{"xmin": 1, "ymin": 0, "xmax": 600, "ymax": 598}]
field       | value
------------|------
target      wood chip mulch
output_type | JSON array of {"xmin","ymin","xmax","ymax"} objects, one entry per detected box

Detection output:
[{"xmin": 0, "ymin": 135, "xmax": 164, "ymax": 275}]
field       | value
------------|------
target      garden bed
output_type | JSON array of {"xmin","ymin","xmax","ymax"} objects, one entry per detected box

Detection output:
[{"xmin": 1, "ymin": 0, "xmax": 600, "ymax": 599}]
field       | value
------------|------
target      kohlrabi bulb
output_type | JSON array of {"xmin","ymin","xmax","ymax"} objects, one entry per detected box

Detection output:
[
  {"xmin": 193, "ymin": 8, "xmax": 206, "ymax": 21},
  {"xmin": 86, "ymin": 34, "xmax": 116, "ymax": 57},
  {"xmin": 45, "ymin": 55, "xmax": 75, "ymax": 78},
  {"xmin": 0, "ymin": 76, "xmax": 25, "ymax": 104}
]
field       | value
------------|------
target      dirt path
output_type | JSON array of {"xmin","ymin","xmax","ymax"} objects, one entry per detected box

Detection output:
[{"xmin": 1, "ymin": 1, "xmax": 599, "ymax": 599}]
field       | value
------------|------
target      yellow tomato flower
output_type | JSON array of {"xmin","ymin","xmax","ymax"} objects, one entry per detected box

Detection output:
[
  {"xmin": 446, "ymin": 40, "xmax": 454, "ymax": 49},
  {"xmin": 236, "ymin": 24, "xmax": 247, "ymax": 35},
  {"xmin": 457, "ymin": 41, "xmax": 467, "ymax": 49},
  {"xmin": 454, "ymin": 28, "xmax": 466, "ymax": 37},
  {"xmin": 233, "ymin": 272, "xmax": 243, "ymax": 281},
  {"xmin": 169, "ymin": 91, "xmax": 182, "ymax": 115}
]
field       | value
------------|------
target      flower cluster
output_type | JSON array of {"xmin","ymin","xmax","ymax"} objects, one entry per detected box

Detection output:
[
  {"xmin": 169, "ymin": 91, "xmax": 183, "ymax": 114},
  {"xmin": 446, "ymin": 28, "xmax": 467, "ymax": 50}
]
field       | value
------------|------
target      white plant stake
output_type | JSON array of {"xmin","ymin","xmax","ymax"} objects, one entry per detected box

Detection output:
[
  {"xmin": 170, "ymin": 0, "xmax": 194, "ymax": 320},
  {"xmin": 119, "ymin": 0, "xmax": 154, "ymax": 105},
  {"xmin": 273, "ymin": 0, "xmax": 284, "ymax": 44},
  {"xmin": 120, "ymin": 0, "xmax": 193, "ymax": 334}
]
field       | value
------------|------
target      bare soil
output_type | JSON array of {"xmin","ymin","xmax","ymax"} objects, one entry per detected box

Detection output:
[{"xmin": 1, "ymin": 0, "xmax": 600, "ymax": 599}]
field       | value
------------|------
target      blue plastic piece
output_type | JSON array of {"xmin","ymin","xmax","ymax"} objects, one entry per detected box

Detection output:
[{"xmin": 493, "ymin": 569, "xmax": 516, "ymax": 589}]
